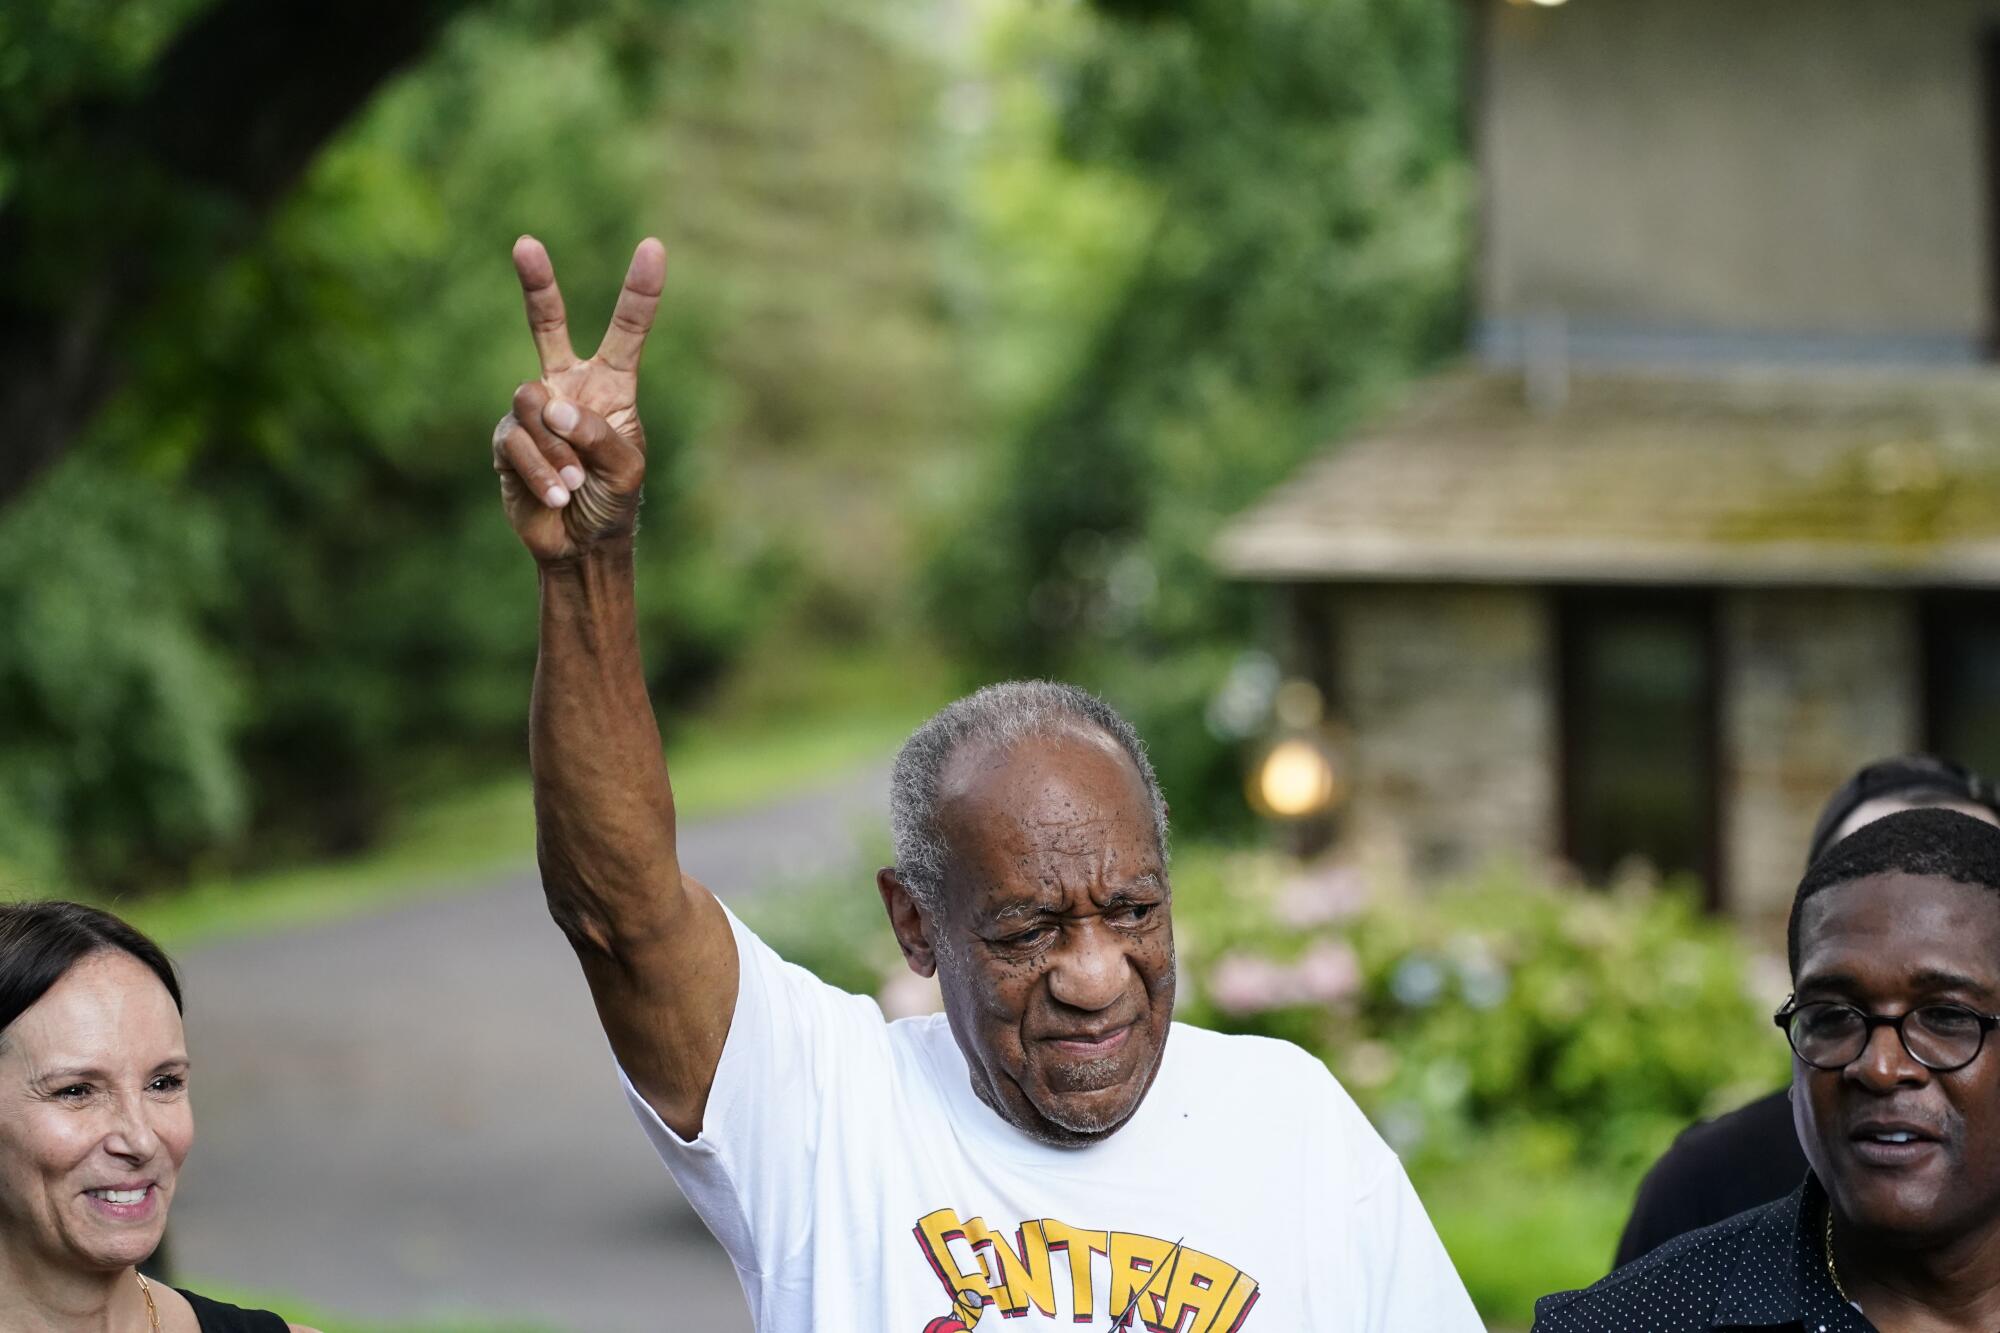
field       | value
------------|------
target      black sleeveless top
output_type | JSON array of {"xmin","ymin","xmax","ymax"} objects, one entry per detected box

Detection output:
[{"xmin": 177, "ymin": 1289, "xmax": 290, "ymax": 1332}]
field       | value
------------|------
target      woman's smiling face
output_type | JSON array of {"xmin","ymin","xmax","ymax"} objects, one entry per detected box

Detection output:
[{"xmin": 0, "ymin": 950, "xmax": 192, "ymax": 1275}]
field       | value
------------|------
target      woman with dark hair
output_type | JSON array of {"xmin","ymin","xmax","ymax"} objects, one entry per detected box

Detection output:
[{"xmin": 0, "ymin": 900, "xmax": 318, "ymax": 1333}]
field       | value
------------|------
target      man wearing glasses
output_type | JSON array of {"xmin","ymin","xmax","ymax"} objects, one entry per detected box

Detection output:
[
  {"xmin": 1614, "ymin": 757, "xmax": 2000, "ymax": 1267},
  {"xmin": 1535, "ymin": 806, "xmax": 2000, "ymax": 1332}
]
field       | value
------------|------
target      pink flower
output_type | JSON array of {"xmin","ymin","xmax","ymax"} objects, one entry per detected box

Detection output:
[
  {"xmin": 1296, "ymin": 939, "xmax": 1361, "ymax": 1004},
  {"xmin": 1207, "ymin": 952, "xmax": 1293, "ymax": 1015},
  {"xmin": 1274, "ymin": 864, "xmax": 1368, "ymax": 927}
]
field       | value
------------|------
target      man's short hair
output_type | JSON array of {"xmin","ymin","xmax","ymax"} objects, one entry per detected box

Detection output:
[
  {"xmin": 889, "ymin": 680, "xmax": 1169, "ymax": 911},
  {"xmin": 1787, "ymin": 807, "xmax": 2000, "ymax": 977}
]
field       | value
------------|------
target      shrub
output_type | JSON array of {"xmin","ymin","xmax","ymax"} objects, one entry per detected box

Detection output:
[
  {"xmin": 1172, "ymin": 849, "xmax": 1789, "ymax": 1178},
  {"xmin": 0, "ymin": 458, "xmax": 244, "ymax": 888}
]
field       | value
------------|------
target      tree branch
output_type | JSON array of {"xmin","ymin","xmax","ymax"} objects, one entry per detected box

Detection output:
[{"xmin": 0, "ymin": 0, "xmax": 479, "ymax": 507}]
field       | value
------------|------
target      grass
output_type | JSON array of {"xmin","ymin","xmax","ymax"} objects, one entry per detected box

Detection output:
[{"xmin": 1420, "ymin": 1154, "xmax": 1635, "ymax": 1329}]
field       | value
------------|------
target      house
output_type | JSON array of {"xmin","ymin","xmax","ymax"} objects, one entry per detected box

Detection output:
[{"xmin": 1215, "ymin": 0, "xmax": 2000, "ymax": 924}]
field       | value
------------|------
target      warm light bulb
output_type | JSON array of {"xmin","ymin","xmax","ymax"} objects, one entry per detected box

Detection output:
[{"xmin": 1256, "ymin": 738, "xmax": 1337, "ymax": 818}]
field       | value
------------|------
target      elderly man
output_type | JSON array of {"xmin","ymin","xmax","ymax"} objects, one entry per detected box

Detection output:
[
  {"xmin": 1535, "ymin": 806, "xmax": 2000, "ymax": 1332},
  {"xmin": 489, "ymin": 236, "xmax": 1480, "ymax": 1331}
]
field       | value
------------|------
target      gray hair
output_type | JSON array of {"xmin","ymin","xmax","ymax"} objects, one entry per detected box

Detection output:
[{"xmin": 889, "ymin": 679, "xmax": 1170, "ymax": 911}]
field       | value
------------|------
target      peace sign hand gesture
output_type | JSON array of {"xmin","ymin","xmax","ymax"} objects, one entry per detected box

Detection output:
[{"xmin": 492, "ymin": 235, "xmax": 665, "ymax": 563}]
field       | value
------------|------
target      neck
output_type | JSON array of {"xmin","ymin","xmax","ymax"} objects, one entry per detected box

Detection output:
[
  {"xmin": 0, "ymin": 1239, "xmax": 145, "ymax": 1333},
  {"xmin": 1838, "ymin": 1208, "xmax": 2000, "ymax": 1332}
]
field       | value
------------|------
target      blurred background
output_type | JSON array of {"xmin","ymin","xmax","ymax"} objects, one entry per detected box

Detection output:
[{"xmin": 6, "ymin": 0, "xmax": 1999, "ymax": 1328}]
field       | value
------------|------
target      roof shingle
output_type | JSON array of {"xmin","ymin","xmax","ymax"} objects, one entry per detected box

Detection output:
[{"xmin": 1216, "ymin": 368, "xmax": 2000, "ymax": 586}]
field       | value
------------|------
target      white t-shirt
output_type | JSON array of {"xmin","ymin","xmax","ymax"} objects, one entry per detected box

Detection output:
[{"xmin": 622, "ymin": 909, "xmax": 1482, "ymax": 1332}]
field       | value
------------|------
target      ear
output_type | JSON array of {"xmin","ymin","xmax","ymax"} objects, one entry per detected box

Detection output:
[{"xmin": 877, "ymin": 868, "xmax": 938, "ymax": 978}]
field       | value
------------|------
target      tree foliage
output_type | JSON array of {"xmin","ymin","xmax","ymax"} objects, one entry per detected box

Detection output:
[
  {"xmin": 0, "ymin": 0, "xmax": 482, "ymax": 508},
  {"xmin": 0, "ymin": 0, "xmax": 983, "ymax": 889},
  {"xmin": 928, "ymin": 0, "xmax": 1470, "ymax": 833},
  {"xmin": 0, "ymin": 1, "xmax": 771, "ymax": 885}
]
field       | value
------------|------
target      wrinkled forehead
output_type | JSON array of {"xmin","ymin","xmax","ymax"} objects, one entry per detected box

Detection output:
[
  {"xmin": 0, "ymin": 951, "xmax": 186, "ymax": 1072},
  {"xmin": 935, "ymin": 727, "xmax": 1161, "ymax": 886},
  {"xmin": 1796, "ymin": 873, "xmax": 2000, "ymax": 995}
]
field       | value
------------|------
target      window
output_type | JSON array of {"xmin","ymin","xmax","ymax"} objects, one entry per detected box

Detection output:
[
  {"xmin": 1558, "ymin": 589, "xmax": 1720, "ymax": 902},
  {"xmin": 1925, "ymin": 592, "xmax": 2000, "ymax": 780}
]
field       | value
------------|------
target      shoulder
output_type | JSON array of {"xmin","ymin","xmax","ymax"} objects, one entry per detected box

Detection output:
[
  {"xmin": 1162, "ymin": 1024, "xmax": 1380, "ymax": 1150},
  {"xmin": 173, "ymin": 1287, "xmax": 303, "ymax": 1333},
  {"xmin": 1168, "ymin": 1022, "xmax": 1338, "ymax": 1085},
  {"xmin": 1616, "ymin": 1088, "xmax": 1806, "ymax": 1266},
  {"xmin": 1661, "ymin": 1088, "xmax": 1795, "ymax": 1165},
  {"xmin": 1170, "ymin": 1024, "xmax": 1370, "ymax": 1122},
  {"xmin": 1533, "ymin": 1198, "xmax": 1782, "ymax": 1331}
]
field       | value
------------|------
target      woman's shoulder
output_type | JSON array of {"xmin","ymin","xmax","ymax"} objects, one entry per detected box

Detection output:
[{"xmin": 175, "ymin": 1287, "xmax": 319, "ymax": 1333}]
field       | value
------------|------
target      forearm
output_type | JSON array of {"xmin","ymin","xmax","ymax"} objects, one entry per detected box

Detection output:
[{"xmin": 530, "ymin": 538, "xmax": 685, "ymax": 954}]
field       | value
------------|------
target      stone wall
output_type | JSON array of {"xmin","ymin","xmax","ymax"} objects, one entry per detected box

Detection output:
[
  {"xmin": 1481, "ymin": 0, "xmax": 2000, "ymax": 344},
  {"xmin": 1327, "ymin": 585, "xmax": 1559, "ymax": 881},
  {"xmin": 1720, "ymin": 590, "xmax": 1920, "ymax": 925},
  {"xmin": 1317, "ymin": 583, "xmax": 1924, "ymax": 919}
]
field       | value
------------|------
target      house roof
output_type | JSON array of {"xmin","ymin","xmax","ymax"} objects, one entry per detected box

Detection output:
[{"xmin": 1214, "ymin": 368, "xmax": 2000, "ymax": 587}]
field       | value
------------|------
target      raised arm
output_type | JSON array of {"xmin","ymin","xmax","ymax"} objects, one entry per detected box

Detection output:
[{"xmin": 493, "ymin": 236, "xmax": 736, "ymax": 1139}]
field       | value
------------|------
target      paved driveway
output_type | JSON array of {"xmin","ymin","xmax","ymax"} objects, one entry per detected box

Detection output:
[{"xmin": 168, "ymin": 765, "xmax": 890, "ymax": 1332}]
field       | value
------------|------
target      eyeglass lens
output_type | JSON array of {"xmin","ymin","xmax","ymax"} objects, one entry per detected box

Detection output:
[{"xmin": 1787, "ymin": 1003, "xmax": 1988, "ymax": 1070}]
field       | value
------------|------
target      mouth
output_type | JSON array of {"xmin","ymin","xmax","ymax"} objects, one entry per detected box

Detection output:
[
  {"xmin": 1042, "ymin": 1023, "xmax": 1134, "ymax": 1059},
  {"xmin": 81, "ymin": 1183, "xmax": 160, "ymax": 1222},
  {"xmin": 1847, "ymin": 1121, "xmax": 1944, "ymax": 1168}
]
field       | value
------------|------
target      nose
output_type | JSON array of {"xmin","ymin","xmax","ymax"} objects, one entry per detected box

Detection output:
[
  {"xmin": 102, "ymin": 1091, "xmax": 163, "ymax": 1166},
  {"xmin": 1046, "ymin": 920, "xmax": 1130, "ymax": 1013},
  {"xmin": 1845, "ymin": 1019, "xmax": 1929, "ymax": 1093}
]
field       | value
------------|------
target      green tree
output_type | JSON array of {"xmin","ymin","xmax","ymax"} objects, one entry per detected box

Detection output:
[
  {"xmin": 930, "ymin": 0, "xmax": 1471, "ymax": 831},
  {"xmin": 0, "ymin": 0, "xmax": 483, "ymax": 507},
  {"xmin": 0, "ymin": 0, "xmax": 974, "ymax": 889},
  {"xmin": 0, "ymin": 1, "xmax": 773, "ymax": 885}
]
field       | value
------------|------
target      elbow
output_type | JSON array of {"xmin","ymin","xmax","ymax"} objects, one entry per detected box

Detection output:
[{"xmin": 547, "ymin": 893, "xmax": 620, "ymax": 959}]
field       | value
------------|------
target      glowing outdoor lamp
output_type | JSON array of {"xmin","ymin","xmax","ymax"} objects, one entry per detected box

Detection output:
[{"xmin": 1253, "ymin": 736, "xmax": 1341, "ymax": 819}]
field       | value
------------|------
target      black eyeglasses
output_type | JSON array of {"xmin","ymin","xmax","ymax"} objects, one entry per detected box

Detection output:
[{"xmin": 1774, "ymin": 997, "xmax": 2000, "ymax": 1072}]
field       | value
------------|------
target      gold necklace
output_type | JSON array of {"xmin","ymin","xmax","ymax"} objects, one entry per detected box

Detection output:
[
  {"xmin": 1825, "ymin": 1204, "xmax": 1854, "ymax": 1306},
  {"xmin": 135, "ymin": 1272, "xmax": 161, "ymax": 1332}
]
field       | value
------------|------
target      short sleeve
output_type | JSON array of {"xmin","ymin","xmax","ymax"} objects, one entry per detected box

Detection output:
[
  {"xmin": 619, "ymin": 905, "xmax": 891, "ymax": 1276},
  {"xmin": 1348, "ymin": 1150, "xmax": 1486, "ymax": 1332},
  {"xmin": 1352, "ymin": 1144, "xmax": 1496, "ymax": 1320},
  {"xmin": 1282, "ymin": 1045, "xmax": 1484, "ymax": 1332}
]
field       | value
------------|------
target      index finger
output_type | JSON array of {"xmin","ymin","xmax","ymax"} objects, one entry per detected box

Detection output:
[
  {"xmin": 593, "ymin": 238, "xmax": 666, "ymax": 373},
  {"xmin": 513, "ymin": 235, "xmax": 577, "ymax": 376}
]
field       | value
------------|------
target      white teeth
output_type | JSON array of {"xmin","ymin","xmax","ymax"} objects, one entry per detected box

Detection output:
[
  {"xmin": 1876, "ymin": 1132, "xmax": 1916, "ymax": 1144},
  {"xmin": 87, "ymin": 1188, "xmax": 146, "ymax": 1204}
]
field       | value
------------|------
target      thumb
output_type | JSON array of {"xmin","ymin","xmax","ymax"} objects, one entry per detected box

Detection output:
[
  {"xmin": 541, "ymin": 398, "xmax": 643, "ymax": 493},
  {"xmin": 541, "ymin": 398, "xmax": 643, "ymax": 541}
]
